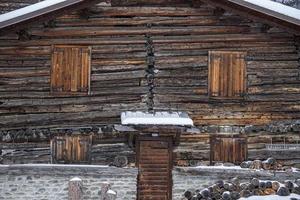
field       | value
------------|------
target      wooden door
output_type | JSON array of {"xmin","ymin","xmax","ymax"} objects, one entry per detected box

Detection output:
[
  {"xmin": 137, "ymin": 137, "xmax": 173, "ymax": 200},
  {"xmin": 210, "ymin": 135, "xmax": 247, "ymax": 164}
]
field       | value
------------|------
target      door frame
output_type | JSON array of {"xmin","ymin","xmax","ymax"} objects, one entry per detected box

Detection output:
[{"xmin": 136, "ymin": 136, "xmax": 173, "ymax": 200}]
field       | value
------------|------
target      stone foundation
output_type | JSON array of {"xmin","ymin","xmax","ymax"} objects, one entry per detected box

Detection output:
[
  {"xmin": 1, "ymin": 164, "xmax": 299, "ymax": 200},
  {"xmin": 0, "ymin": 164, "xmax": 137, "ymax": 200}
]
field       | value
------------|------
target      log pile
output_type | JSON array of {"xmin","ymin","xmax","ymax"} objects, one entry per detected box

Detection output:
[
  {"xmin": 240, "ymin": 157, "xmax": 293, "ymax": 171},
  {"xmin": 183, "ymin": 178, "xmax": 300, "ymax": 200}
]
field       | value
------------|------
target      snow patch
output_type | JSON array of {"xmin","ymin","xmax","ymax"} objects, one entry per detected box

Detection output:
[
  {"xmin": 240, "ymin": 193, "xmax": 300, "ymax": 200},
  {"xmin": 107, "ymin": 190, "xmax": 117, "ymax": 195},
  {"xmin": 0, "ymin": 164, "xmax": 109, "ymax": 168},
  {"xmin": 70, "ymin": 177, "xmax": 82, "ymax": 181},
  {"xmin": 241, "ymin": 0, "xmax": 300, "ymax": 20},
  {"xmin": 194, "ymin": 165, "xmax": 247, "ymax": 170},
  {"xmin": 121, "ymin": 111, "xmax": 194, "ymax": 126}
]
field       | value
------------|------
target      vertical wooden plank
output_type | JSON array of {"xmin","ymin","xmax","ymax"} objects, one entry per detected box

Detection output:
[
  {"xmin": 219, "ymin": 53, "xmax": 224, "ymax": 97},
  {"xmin": 50, "ymin": 48, "xmax": 58, "ymax": 92},
  {"xmin": 70, "ymin": 48, "xmax": 78, "ymax": 92},
  {"xmin": 233, "ymin": 138, "xmax": 237, "ymax": 163},
  {"xmin": 209, "ymin": 51, "xmax": 221, "ymax": 97},
  {"xmin": 81, "ymin": 47, "xmax": 91, "ymax": 93},
  {"xmin": 81, "ymin": 48, "xmax": 87, "ymax": 92},
  {"xmin": 240, "ymin": 53, "xmax": 246, "ymax": 96},
  {"xmin": 77, "ymin": 48, "xmax": 82, "ymax": 92},
  {"xmin": 208, "ymin": 52, "xmax": 213, "ymax": 96},
  {"xmin": 228, "ymin": 54, "xmax": 233, "ymax": 97},
  {"xmin": 236, "ymin": 53, "xmax": 241, "ymax": 96}
]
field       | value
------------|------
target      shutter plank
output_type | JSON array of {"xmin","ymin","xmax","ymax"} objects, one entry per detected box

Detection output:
[
  {"xmin": 71, "ymin": 48, "xmax": 78, "ymax": 92},
  {"xmin": 51, "ymin": 45, "xmax": 91, "ymax": 94},
  {"xmin": 228, "ymin": 54, "xmax": 233, "ymax": 97},
  {"xmin": 209, "ymin": 51, "xmax": 246, "ymax": 99}
]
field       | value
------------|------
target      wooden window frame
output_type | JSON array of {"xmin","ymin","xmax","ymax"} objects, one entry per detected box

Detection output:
[
  {"xmin": 50, "ymin": 45, "xmax": 91, "ymax": 96},
  {"xmin": 208, "ymin": 51, "xmax": 247, "ymax": 100}
]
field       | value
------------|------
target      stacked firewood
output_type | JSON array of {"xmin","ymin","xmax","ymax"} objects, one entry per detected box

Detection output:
[
  {"xmin": 183, "ymin": 178, "xmax": 300, "ymax": 200},
  {"xmin": 240, "ymin": 157, "xmax": 291, "ymax": 171}
]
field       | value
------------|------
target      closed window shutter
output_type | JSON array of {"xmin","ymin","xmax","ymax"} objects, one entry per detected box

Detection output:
[
  {"xmin": 209, "ymin": 51, "xmax": 246, "ymax": 98},
  {"xmin": 210, "ymin": 135, "xmax": 248, "ymax": 164},
  {"xmin": 51, "ymin": 135, "xmax": 92, "ymax": 164},
  {"xmin": 51, "ymin": 45, "xmax": 91, "ymax": 94}
]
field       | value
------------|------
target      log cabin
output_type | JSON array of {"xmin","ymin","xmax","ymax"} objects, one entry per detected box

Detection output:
[{"xmin": 0, "ymin": 0, "xmax": 300, "ymax": 199}]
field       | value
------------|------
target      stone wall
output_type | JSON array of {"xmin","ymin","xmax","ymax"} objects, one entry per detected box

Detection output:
[
  {"xmin": 172, "ymin": 166, "xmax": 300, "ymax": 199},
  {"xmin": 0, "ymin": 164, "xmax": 137, "ymax": 200},
  {"xmin": 1, "ymin": 164, "xmax": 299, "ymax": 200}
]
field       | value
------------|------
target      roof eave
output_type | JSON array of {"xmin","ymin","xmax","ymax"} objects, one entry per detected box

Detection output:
[
  {"xmin": 200, "ymin": 0, "xmax": 300, "ymax": 35},
  {"xmin": 0, "ymin": 0, "xmax": 104, "ymax": 36}
]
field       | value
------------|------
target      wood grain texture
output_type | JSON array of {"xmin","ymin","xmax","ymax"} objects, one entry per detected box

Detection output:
[
  {"xmin": 51, "ymin": 135, "xmax": 92, "ymax": 164},
  {"xmin": 208, "ymin": 51, "xmax": 246, "ymax": 98},
  {"xmin": 137, "ymin": 137, "xmax": 173, "ymax": 200},
  {"xmin": 51, "ymin": 45, "xmax": 91, "ymax": 94},
  {"xmin": 0, "ymin": 4, "xmax": 299, "ymax": 129}
]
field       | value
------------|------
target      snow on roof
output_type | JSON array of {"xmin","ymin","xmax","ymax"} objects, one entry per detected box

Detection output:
[
  {"xmin": 243, "ymin": 0, "xmax": 300, "ymax": 20},
  {"xmin": 121, "ymin": 111, "xmax": 194, "ymax": 126},
  {"xmin": 231, "ymin": 0, "xmax": 300, "ymax": 24},
  {"xmin": 0, "ymin": 0, "xmax": 299, "ymax": 34},
  {"xmin": 0, "ymin": 0, "xmax": 66, "ymax": 23}
]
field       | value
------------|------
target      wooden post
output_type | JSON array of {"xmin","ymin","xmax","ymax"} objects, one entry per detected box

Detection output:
[
  {"xmin": 100, "ymin": 182, "xmax": 111, "ymax": 200},
  {"xmin": 69, "ymin": 177, "xmax": 83, "ymax": 200}
]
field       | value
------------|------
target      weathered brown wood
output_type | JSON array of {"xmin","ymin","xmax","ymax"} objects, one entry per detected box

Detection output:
[
  {"xmin": 51, "ymin": 45, "xmax": 91, "ymax": 94},
  {"xmin": 209, "ymin": 51, "xmax": 246, "ymax": 98},
  {"xmin": 51, "ymin": 135, "xmax": 92, "ymax": 164},
  {"xmin": 0, "ymin": 2, "xmax": 299, "ymax": 168},
  {"xmin": 137, "ymin": 137, "xmax": 173, "ymax": 200},
  {"xmin": 210, "ymin": 135, "xmax": 248, "ymax": 164}
]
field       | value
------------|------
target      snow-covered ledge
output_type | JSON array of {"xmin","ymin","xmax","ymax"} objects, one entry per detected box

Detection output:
[{"xmin": 121, "ymin": 111, "xmax": 194, "ymax": 126}]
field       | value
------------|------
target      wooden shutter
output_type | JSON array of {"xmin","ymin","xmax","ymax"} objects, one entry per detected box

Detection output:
[
  {"xmin": 51, "ymin": 45, "xmax": 91, "ymax": 94},
  {"xmin": 51, "ymin": 136, "xmax": 67, "ymax": 163},
  {"xmin": 210, "ymin": 135, "xmax": 248, "ymax": 164},
  {"xmin": 209, "ymin": 51, "xmax": 246, "ymax": 98},
  {"xmin": 51, "ymin": 135, "xmax": 92, "ymax": 164}
]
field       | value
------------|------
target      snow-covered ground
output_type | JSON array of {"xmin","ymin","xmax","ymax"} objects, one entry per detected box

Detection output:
[
  {"xmin": 0, "ymin": 164, "xmax": 110, "ymax": 168},
  {"xmin": 194, "ymin": 164, "xmax": 299, "ymax": 172},
  {"xmin": 240, "ymin": 193, "xmax": 300, "ymax": 199}
]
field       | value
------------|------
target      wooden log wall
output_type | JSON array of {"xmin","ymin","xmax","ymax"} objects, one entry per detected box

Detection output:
[
  {"xmin": 0, "ymin": 2, "xmax": 300, "ymax": 167},
  {"xmin": 0, "ymin": 4, "xmax": 299, "ymax": 130},
  {"xmin": 174, "ymin": 132, "xmax": 300, "ymax": 168}
]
